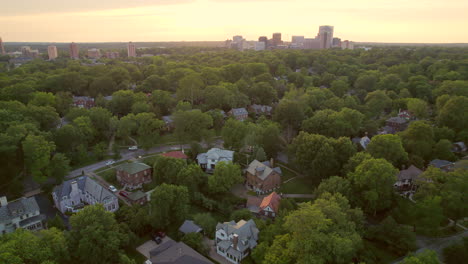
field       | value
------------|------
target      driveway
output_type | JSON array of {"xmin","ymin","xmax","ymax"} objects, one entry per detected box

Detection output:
[
  {"xmin": 137, "ymin": 237, "xmax": 174, "ymax": 259},
  {"xmin": 204, "ymin": 238, "xmax": 231, "ymax": 264}
]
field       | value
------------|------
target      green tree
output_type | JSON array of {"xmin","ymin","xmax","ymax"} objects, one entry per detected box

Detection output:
[
  {"xmin": 230, "ymin": 209, "xmax": 253, "ymax": 222},
  {"xmin": 153, "ymin": 156, "xmax": 187, "ymax": 184},
  {"xmin": 432, "ymin": 139, "xmax": 457, "ymax": 161},
  {"xmin": 441, "ymin": 170, "xmax": 468, "ymax": 228},
  {"xmin": 47, "ymin": 153, "xmax": 70, "ymax": 183},
  {"xmin": 436, "ymin": 96, "xmax": 468, "ymax": 132},
  {"xmin": 221, "ymin": 119, "xmax": 249, "ymax": 150},
  {"xmin": 150, "ymin": 184, "xmax": 190, "ymax": 229},
  {"xmin": 68, "ymin": 205, "xmax": 127, "ymax": 264},
  {"xmin": 173, "ymin": 110, "xmax": 213, "ymax": 142},
  {"xmin": 401, "ymin": 250, "xmax": 440, "ymax": 264},
  {"xmin": 366, "ymin": 216, "xmax": 416, "ymax": 255},
  {"xmin": 273, "ymin": 99, "xmax": 305, "ymax": 142},
  {"xmin": 22, "ymin": 134, "xmax": 56, "ymax": 183},
  {"xmin": 208, "ymin": 162, "xmax": 243, "ymax": 194},
  {"xmin": 348, "ymin": 158, "xmax": 397, "ymax": 215},
  {"xmin": 92, "ymin": 142, "xmax": 108, "ymax": 160},
  {"xmin": 177, "ymin": 73, "xmax": 204, "ymax": 104},
  {"xmin": 193, "ymin": 213, "xmax": 217, "ymax": 236},
  {"xmin": 315, "ymin": 176, "xmax": 351, "ymax": 199},
  {"xmin": 414, "ymin": 196, "xmax": 445, "ymax": 235},
  {"xmin": 367, "ymin": 134, "xmax": 408, "ymax": 167},
  {"xmin": 400, "ymin": 121, "xmax": 435, "ymax": 161},
  {"xmin": 443, "ymin": 238, "xmax": 468, "ymax": 264},
  {"xmin": 407, "ymin": 98, "xmax": 428, "ymax": 119},
  {"xmin": 134, "ymin": 113, "xmax": 163, "ymax": 149}
]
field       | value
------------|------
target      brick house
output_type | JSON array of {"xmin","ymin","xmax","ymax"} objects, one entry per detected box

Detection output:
[
  {"xmin": 126, "ymin": 190, "xmax": 148, "ymax": 205},
  {"xmin": 116, "ymin": 162, "xmax": 152, "ymax": 190},
  {"xmin": 245, "ymin": 160, "xmax": 282, "ymax": 194},
  {"xmin": 72, "ymin": 96, "xmax": 95, "ymax": 109}
]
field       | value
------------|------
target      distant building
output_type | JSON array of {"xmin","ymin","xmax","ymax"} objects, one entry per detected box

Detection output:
[
  {"xmin": 332, "ymin": 37, "xmax": 341, "ymax": 48},
  {"xmin": 21, "ymin": 46, "xmax": 32, "ymax": 57},
  {"xmin": 116, "ymin": 162, "xmax": 152, "ymax": 190},
  {"xmin": 318, "ymin": 25, "xmax": 334, "ymax": 49},
  {"xmin": 254, "ymin": 41, "xmax": 266, "ymax": 51},
  {"xmin": 228, "ymin": 108, "xmax": 248, "ymax": 121},
  {"xmin": 197, "ymin": 148, "xmax": 234, "ymax": 172},
  {"xmin": 291, "ymin": 35, "xmax": 305, "ymax": 44},
  {"xmin": 385, "ymin": 116, "xmax": 409, "ymax": 133},
  {"xmin": 0, "ymin": 37, "xmax": 5, "ymax": 54},
  {"xmin": 272, "ymin": 33, "xmax": 283, "ymax": 46},
  {"xmin": 394, "ymin": 165, "xmax": 423, "ymax": 191},
  {"xmin": 48, "ymin": 45, "xmax": 58, "ymax": 60},
  {"xmin": 72, "ymin": 96, "xmax": 95, "ymax": 109},
  {"xmin": 215, "ymin": 219, "xmax": 259, "ymax": 264},
  {"xmin": 0, "ymin": 196, "xmax": 45, "ymax": 235},
  {"xmin": 304, "ymin": 38, "xmax": 321, "ymax": 49},
  {"xmin": 249, "ymin": 104, "xmax": 272, "ymax": 117},
  {"xmin": 87, "ymin": 48, "xmax": 101, "ymax": 59},
  {"xmin": 231, "ymin": 35, "xmax": 245, "ymax": 51},
  {"xmin": 233, "ymin": 35, "xmax": 244, "ymax": 43},
  {"xmin": 429, "ymin": 159, "xmax": 455, "ymax": 172},
  {"xmin": 105, "ymin": 51, "xmax": 120, "ymax": 59},
  {"xmin": 258, "ymin": 36, "xmax": 268, "ymax": 48},
  {"xmin": 126, "ymin": 190, "xmax": 148, "ymax": 206},
  {"xmin": 341, "ymin": 40, "xmax": 354, "ymax": 50},
  {"xmin": 128, "ymin": 42, "xmax": 136, "ymax": 57},
  {"xmin": 69, "ymin": 42, "xmax": 79, "ymax": 59},
  {"xmin": 52, "ymin": 176, "xmax": 119, "ymax": 214}
]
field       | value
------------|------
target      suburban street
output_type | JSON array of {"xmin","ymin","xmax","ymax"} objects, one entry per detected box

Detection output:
[{"xmin": 67, "ymin": 139, "xmax": 224, "ymax": 179}]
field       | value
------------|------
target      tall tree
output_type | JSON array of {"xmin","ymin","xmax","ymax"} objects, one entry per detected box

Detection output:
[
  {"xmin": 22, "ymin": 134, "xmax": 56, "ymax": 183},
  {"xmin": 208, "ymin": 162, "xmax": 243, "ymax": 194},
  {"xmin": 150, "ymin": 184, "xmax": 190, "ymax": 229},
  {"xmin": 366, "ymin": 134, "xmax": 408, "ymax": 167}
]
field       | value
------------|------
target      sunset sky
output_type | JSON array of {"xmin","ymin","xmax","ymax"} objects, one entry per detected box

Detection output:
[{"xmin": 1, "ymin": 0, "xmax": 467, "ymax": 43}]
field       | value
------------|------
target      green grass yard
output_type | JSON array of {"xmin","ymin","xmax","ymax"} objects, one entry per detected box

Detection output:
[{"xmin": 279, "ymin": 177, "xmax": 315, "ymax": 194}]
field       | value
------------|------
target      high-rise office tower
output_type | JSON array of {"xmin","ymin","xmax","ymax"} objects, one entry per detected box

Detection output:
[
  {"xmin": 70, "ymin": 42, "xmax": 79, "ymax": 59},
  {"xmin": 128, "ymin": 42, "xmax": 136, "ymax": 57},
  {"xmin": 318, "ymin": 25, "xmax": 334, "ymax": 49},
  {"xmin": 272, "ymin": 33, "xmax": 282, "ymax": 46},
  {"xmin": 48, "ymin": 45, "xmax": 58, "ymax": 60},
  {"xmin": 258, "ymin": 36, "xmax": 268, "ymax": 48},
  {"xmin": 0, "ymin": 37, "xmax": 5, "ymax": 55}
]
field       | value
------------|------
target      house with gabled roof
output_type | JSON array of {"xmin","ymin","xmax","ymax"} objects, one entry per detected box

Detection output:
[
  {"xmin": 246, "ymin": 192, "xmax": 282, "ymax": 218},
  {"xmin": 215, "ymin": 219, "xmax": 259, "ymax": 264},
  {"xmin": 248, "ymin": 104, "xmax": 273, "ymax": 117},
  {"xmin": 245, "ymin": 160, "xmax": 282, "ymax": 194},
  {"xmin": 197, "ymin": 148, "xmax": 234, "ymax": 172},
  {"xmin": 146, "ymin": 240, "xmax": 213, "ymax": 264},
  {"xmin": 0, "ymin": 196, "xmax": 45, "ymax": 235},
  {"xmin": 228, "ymin": 108, "xmax": 248, "ymax": 121},
  {"xmin": 52, "ymin": 176, "xmax": 119, "ymax": 214},
  {"xmin": 429, "ymin": 159, "xmax": 455, "ymax": 172},
  {"xmin": 394, "ymin": 165, "xmax": 423, "ymax": 191},
  {"xmin": 116, "ymin": 162, "xmax": 152, "ymax": 190}
]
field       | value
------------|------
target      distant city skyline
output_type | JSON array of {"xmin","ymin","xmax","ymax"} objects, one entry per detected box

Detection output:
[{"xmin": 1, "ymin": 0, "xmax": 467, "ymax": 43}]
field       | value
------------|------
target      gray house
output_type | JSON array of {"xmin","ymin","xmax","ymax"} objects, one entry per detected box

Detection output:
[
  {"xmin": 215, "ymin": 219, "xmax": 259, "ymax": 264},
  {"xmin": 52, "ymin": 176, "xmax": 119, "ymax": 214},
  {"xmin": 197, "ymin": 148, "xmax": 234, "ymax": 172},
  {"xmin": 0, "ymin": 196, "xmax": 45, "ymax": 235}
]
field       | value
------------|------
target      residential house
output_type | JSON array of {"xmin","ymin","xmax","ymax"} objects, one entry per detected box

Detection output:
[
  {"xmin": 52, "ymin": 176, "xmax": 119, "ymax": 214},
  {"xmin": 161, "ymin": 151, "xmax": 188, "ymax": 160},
  {"xmin": 384, "ymin": 116, "xmax": 409, "ymax": 133},
  {"xmin": 215, "ymin": 219, "xmax": 259, "ymax": 264},
  {"xmin": 228, "ymin": 108, "xmax": 248, "ymax": 121},
  {"xmin": 452, "ymin": 142, "xmax": 467, "ymax": 153},
  {"xmin": 429, "ymin": 159, "xmax": 455, "ymax": 172},
  {"xmin": 72, "ymin": 96, "xmax": 95, "ymax": 109},
  {"xmin": 146, "ymin": 240, "xmax": 213, "ymax": 264},
  {"xmin": 246, "ymin": 192, "xmax": 281, "ymax": 218},
  {"xmin": 397, "ymin": 109, "xmax": 413, "ymax": 120},
  {"xmin": 394, "ymin": 165, "xmax": 423, "ymax": 191},
  {"xmin": 162, "ymin": 115, "xmax": 175, "ymax": 131},
  {"xmin": 127, "ymin": 190, "xmax": 148, "ymax": 205},
  {"xmin": 116, "ymin": 162, "xmax": 152, "ymax": 190},
  {"xmin": 0, "ymin": 196, "xmax": 45, "ymax": 235},
  {"xmin": 360, "ymin": 136, "xmax": 371, "ymax": 150},
  {"xmin": 197, "ymin": 148, "xmax": 234, "ymax": 172},
  {"xmin": 179, "ymin": 220, "xmax": 203, "ymax": 235},
  {"xmin": 249, "ymin": 104, "xmax": 273, "ymax": 117},
  {"xmin": 245, "ymin": 160, "xmax": 282, "ymax": 194}
]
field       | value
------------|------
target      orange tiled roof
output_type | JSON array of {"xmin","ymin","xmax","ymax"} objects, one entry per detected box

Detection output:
[{"xmin": 259, "ymin": 192, "xmax": 281, "ymax": 213}]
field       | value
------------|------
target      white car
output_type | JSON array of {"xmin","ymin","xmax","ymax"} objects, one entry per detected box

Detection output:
[
  {"xmin": 128, "ymin": 146, "xmax": 138, "ymax": 151},
  {"xmin": 105, "ymin": 160, "xmax": 116, "ymax": 166},
  {"xmin": 108, "ymin": 185, "xmax": 118, "ymax": 193}
]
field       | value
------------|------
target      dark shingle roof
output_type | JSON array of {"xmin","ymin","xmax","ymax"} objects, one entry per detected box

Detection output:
[
  {"xmin": 117, "ymin": 162, "xmax": 151, "ymax": 175},
  {"xmin": 179, "ymin": 220, "xmax": 203, "ymax": 234}
]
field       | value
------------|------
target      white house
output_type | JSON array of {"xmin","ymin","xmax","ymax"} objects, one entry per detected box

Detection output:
[
  {"xmin": 215, "ymin": 219, "xmax": 259, "ymax": 264},
  {"xmin": 197, "ymin": 148, "xmax": 234, "ymax": 172},
  {"xmin": 0, "ymin": 196, "xmax": 45, "ymax": 235},
  {"xmin": 52, "ymin": 176, "xmax": 119, "ymax": 214}
]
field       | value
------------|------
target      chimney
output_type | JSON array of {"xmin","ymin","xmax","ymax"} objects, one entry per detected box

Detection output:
[
  {"xmin": 71, "ymin": 180, "xmax": 79, "ymax": 193},
  {"xmin": 232, "ymin": 234, "xmax": 239, "ymax": 250},
  {"xmin": 270, "ymin": 158, "xmax": 274, "ymax": 168},
  {"xmin": 0, "ymin": 196, "xmax": 7, "ymax": 207}
]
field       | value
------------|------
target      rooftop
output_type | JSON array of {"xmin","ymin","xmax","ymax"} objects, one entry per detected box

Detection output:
[
  {"xmin": 161, "ymin": 151, "xmax": 188, "ymax": 159},
  {"xmin": 117, "ymin": 162, "xmax": 151, "ymax": 175}
]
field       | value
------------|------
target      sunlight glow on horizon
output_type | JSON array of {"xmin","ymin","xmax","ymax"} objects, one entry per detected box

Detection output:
[{"xmin": 1, "ymin": 0, "xmax": 467, "ymax": 43}]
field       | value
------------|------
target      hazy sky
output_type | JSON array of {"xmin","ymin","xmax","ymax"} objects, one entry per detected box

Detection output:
[{"xmin": 1, "ymin": 0, "xmax": 467, "ymax": 43}]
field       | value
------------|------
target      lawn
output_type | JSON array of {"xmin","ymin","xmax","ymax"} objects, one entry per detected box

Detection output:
[
  {"xmin": 97, "ymin": 168, "xmax": 121, "ymax": 188},
  {"xmin": 279, "ymin": 165, "xmax": 297, "ymax": 182},
  {"xmin": 279, "ymin": 177, "xmax": 315, "ymax": 194}
]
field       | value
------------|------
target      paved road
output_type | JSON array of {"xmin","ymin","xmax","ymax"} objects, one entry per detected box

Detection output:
[{"xmin": 67, "ymin": 139, "xmax": 224, "ymax": 179}]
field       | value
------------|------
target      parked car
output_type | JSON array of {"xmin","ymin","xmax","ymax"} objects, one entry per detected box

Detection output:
[
  {"xmin": 109, "ymin": 185, "xmax": 118, "ymax": 193},
  {"xmin": 119, "ymin": 191, "xmax": 129, "ymax": 197},
  {"xmin": 153, "ymin": 236, "xmax": 162, "ymax": 244},
  {"xmin": 151, "ymin": 232, "xmax": 164, "ymax": 244},
  {"xmin": 154, "ymin": 231, "xmax": 166, "ymax": 238},
  {"xmin": 105, "ymin": 160, "xmax": 116, "ymax": 166},
  {"xmin": 128, "ymin": 146, "xmax": 138, "ymax": 151}
]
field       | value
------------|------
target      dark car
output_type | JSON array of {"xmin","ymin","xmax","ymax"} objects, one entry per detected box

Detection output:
[
  {"xmin": 119, "ymin": 191, "xmax": 129, "ymax": 198},
  {"xmin": 151, "ymin": 232, "xmax": 163, "ymax": 244},
  {"xmin": 155, "ymin": 231, "xmax": 166, "ymax": 238}
]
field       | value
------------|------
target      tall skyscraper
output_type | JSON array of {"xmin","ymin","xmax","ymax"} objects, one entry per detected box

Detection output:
[
  {"xmin": 272, "ymin": 33, "xmax": 283, "ymax": 46},
  {"xmin": 318, "ymin": 25, "xmax": 334, "ymax": 49},
  {"xmin": 70, "ymin": 42, "xmax": 79, "ymax": 59},
  {"xmin": 48, "ymin": 46, "xmax": 58, "ymax": 60},
  {"xmin": 0, "ymin": 37, "xmax": 5, "ymax": 55},
  {"xmin": 128, "ymin": 42, "xmax": 136, "ymax": 57},
  {"xmin": 258, "ymin": 36, "xmax": 268, "ymax": 48}
]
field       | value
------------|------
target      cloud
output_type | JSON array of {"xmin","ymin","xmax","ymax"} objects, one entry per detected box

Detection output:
[{"xmin": 0, "ymin": 0, "xmax": 194, "ymax": 16}]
